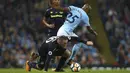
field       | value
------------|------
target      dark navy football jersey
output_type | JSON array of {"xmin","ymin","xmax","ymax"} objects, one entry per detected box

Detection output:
[{"xmin": 44, "ymin": 7, "xmax": 67, "ymax": 36}]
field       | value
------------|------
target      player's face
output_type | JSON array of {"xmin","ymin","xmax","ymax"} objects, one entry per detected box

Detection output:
[
  {"xmin": 52, "ymin": 0, "xmax": 60, "ymax": 6},
  {"xmin": 57, "ymin": 38, "xmax": 68, "ymax": 48}
]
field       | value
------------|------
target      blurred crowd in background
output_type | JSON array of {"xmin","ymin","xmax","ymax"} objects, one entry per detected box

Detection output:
[
  {"xmin": 0, "ymin": 0, "xmax": 129, "ymax": 68},
  {"xmin": 98, "ymin": 0, "xmax": 130, "ymax": 65}
]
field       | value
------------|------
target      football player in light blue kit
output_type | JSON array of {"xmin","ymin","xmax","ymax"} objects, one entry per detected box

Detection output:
[{"xmin": 56, "ymin": 4, "xmax": 98, "ymax": 65}]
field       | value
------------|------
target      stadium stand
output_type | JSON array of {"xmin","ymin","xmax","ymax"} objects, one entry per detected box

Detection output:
[{"xmin": 98, "ymin": 0, "xmax": 130, "ymax": 65}]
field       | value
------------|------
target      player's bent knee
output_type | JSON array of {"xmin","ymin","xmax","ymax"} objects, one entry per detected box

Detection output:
[{"xmin": 62, "ymin": 49, "xmax": 71, "ymax": 58}]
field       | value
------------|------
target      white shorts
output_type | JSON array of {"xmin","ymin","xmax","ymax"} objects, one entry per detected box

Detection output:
[{"xmin": 57, "ymin": 28, "xmax": 78, "ymax": 37}]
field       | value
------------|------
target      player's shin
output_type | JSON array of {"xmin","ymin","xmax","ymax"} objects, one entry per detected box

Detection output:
[
  {"xmin": 68, "ymin": 43, "xmax": 81, "ymax": 65},
  {"xmin": 55, "ymin": 57, "xmax": 67, "ymax": 71}
]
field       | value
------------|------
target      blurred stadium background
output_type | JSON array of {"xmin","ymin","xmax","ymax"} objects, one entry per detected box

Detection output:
[{"xmin": 0, "ymin": 0, "xmax": 130, "ymax": 70}]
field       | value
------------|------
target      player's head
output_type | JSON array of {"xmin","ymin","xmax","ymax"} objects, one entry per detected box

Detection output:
[
  {"xmin": 82, "ymin": 4, "xmax": 92, "ymax": 13},
  {"xmin": 57, "ymin": 36, "xmax": 69, "ymax": 48},
  {"xmin": 49, "ymin": 0, "xmax": 61, "ymax": 7}
]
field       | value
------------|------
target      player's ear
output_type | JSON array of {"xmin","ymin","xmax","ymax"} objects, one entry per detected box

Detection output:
[{"xmin": 82, "ymin": 4, "xmax": 92, "ymax": 13}]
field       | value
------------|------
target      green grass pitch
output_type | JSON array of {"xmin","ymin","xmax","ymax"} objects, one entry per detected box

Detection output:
[{"xmin": 0, "ymin": 68, "xmax": 129, "ymax": 73}]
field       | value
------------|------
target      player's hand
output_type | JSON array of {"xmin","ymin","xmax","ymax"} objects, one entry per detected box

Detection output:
[
  {"xmin": 47, "ymin": 24, "xmax": 55, "ymax": 28},
  {"xmin": 86, "ymin": 41, "xmax": 93, "ymax": 45}
]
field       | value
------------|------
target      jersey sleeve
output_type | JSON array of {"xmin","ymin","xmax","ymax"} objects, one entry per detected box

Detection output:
[
  {"xmin": 44, "ymin": 9, "xmax": 50, "ymax": 18},
  {"xmin": 82, "ymin": 14, "xmax": 90, "ymax": 26}
]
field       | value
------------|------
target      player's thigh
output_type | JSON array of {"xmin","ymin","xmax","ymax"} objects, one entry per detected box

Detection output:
[
  {"xmin": 38, "ymin": 43, "xmax": 47, "ymax": 57},
  {"xmin": 62, "ymin": 49, "xmax": 71, "ymax": 58},
  {"xmin": 57, "ymin": 29, "xmax": 78, "ymax": 37},
  {"xmin": 57, "ymin": 29, "xmax": 69, "ymax": 36}
]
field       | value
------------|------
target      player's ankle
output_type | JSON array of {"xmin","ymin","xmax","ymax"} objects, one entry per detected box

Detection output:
[{"xmin": 67, "ymin": 59, "xmax": 73, "ymax": 66}]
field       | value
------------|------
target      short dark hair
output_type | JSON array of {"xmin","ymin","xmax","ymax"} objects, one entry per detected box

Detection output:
[{"xmin": 58, "ymin": 36, "xmax": 69, "ymax": 40}]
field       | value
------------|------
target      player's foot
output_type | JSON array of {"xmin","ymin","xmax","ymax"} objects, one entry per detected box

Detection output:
[
  {"xmin": 25, "ymin": 61, "xmax": 31, "ymax": 72},
  {"xmin": 53, "ymin": 69, "xmax": 65, "ymax": 72},
  {"xmin": 67, "ymin": 59, "xmax": 74, "ymax": 66}
]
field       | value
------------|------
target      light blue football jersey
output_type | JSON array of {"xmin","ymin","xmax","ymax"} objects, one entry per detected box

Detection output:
[{"xmin": 61, "ymin": 6, "xmax": 90, "ymax": 32}]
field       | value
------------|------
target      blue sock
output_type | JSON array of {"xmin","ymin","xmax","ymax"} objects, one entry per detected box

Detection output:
[{"xmin": 69, "ymin": 43, "xmax": 82, "ymax": 60}]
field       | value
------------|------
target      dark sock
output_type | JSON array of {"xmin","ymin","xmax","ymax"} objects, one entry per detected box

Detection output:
[
  {"xmin": 29, "ymin": 62, "xmax": 37, "ymax": 68},
  {"xmin": 28, "ymin": 62, "xmax": 44, "ymax": 70},
  {"xmin": 56, "ymin": 57, "xmax": 67, "ymax": 70}
]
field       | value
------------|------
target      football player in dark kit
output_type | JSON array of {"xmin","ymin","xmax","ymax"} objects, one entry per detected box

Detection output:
[
  {"xmin": 42, "ymin": 0, "xmax": 68, "ymax": 71},
  {"xmin": 43, "ymin": 0, "xmax": 67, "ymax": 37},
  {"xmin": 25, "ymin": 36, "xmax": 71, "ymax": 72}
]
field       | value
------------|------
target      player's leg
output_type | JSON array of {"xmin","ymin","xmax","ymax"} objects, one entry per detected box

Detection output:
[
  {"xmin": 25, "ymin": 52, "xmax": 39, "ymax": 72},
  {"xmin": 26, "ymin": 42, "xmax": 47, "ymax": 71},
  {"xmin": 57, "ymin": 27, "xmax": 70, "ymax": 36},
  {"xmin": 26, "ymin": 56, "xmax": 46, "ymax": 72},
  {"xmin": 68, "ymin": 33, "xmax": 83, "ymax": 62},
  {"xmin": 68, "ymin": 42, "xmax": 93, "ymax": 65},
  {"xmin": 67, "ymin": 33, "xmax": 93, "ymax": 65},
  {"xmin": 67, "ymin": 43, "xmax": 82, "ymax": 65},
  {"xmin": 55, "ymin": 49, "xmax": 71, "ymax": 72},
  {"xmin": 25, "ymin": 52, "xmax": 46, "ymax": 71},
  {"xmin": 26, "ymin": 45, "xmax": 47, "ymax": 71},
  {"xmin": 35, "ymin": 57, "xmax": 46, "ymax": 70}
]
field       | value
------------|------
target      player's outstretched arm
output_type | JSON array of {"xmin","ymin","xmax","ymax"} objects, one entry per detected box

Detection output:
[{"xmin": 87, "ymin": 26, "xmax": 98, "ymax": 36}]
